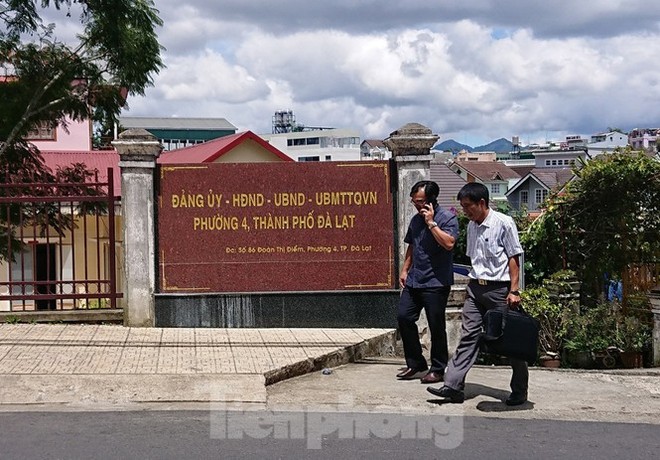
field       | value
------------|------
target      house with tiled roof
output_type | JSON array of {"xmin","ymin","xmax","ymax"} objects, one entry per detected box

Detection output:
[
  {"xmin": 430, "ymin": 159, "xmax": 467, "ymax": 211},
  {"xmin": 360, "ymin": 139, "xmax": 391, "ymax": 160},
  {"xmin": 506, "ymin": 168, "xmax": 575, "ymax": 213},
  {"xmin": 448, "ymin": 160, "xmax": 520, "ymax": 206}
]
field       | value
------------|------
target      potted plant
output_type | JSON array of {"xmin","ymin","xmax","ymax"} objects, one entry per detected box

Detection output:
[
  {"xmin": 615, "ymin": 315, "xmax": 651, "ymax": 368},
  {"xmin": 565, "ymin": 301, "xmax": 619, "ymax": 368},
  {"xmin": 522, "ymin": 286, "xmax": 569, "ymax": 367}
]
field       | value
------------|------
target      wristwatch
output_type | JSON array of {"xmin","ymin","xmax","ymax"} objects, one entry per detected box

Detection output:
[
  {"xmin": 428, "ymin": 221, "xmax": 438, "ymax": 229},
  {"xmin": 509, "ymin": 290, "xmax": 520, "ymax": 296}
]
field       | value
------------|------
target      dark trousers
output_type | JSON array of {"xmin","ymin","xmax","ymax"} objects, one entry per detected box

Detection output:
[
  {"xmin": 397, "ymin": 286, "xmax": 451, "ymax": 373},
  {"xmin": 444, "ymin": 281, "xmax": 528, "ymax": 395}
]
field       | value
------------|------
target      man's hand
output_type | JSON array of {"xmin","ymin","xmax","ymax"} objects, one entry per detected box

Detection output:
[
  {"xmin": 420, "ymin": 203, "xmax": 435, "ymax": 225},
  {"xmin": 399, "ymin": 269, "xmax": 408, "ymax": 288},
  {"xmin": 507, "ymin": 292, "xmax": 521, "ymax": 310}
]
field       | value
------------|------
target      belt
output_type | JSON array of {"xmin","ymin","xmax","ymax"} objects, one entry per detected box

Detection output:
[{"xmin": 470, "ymin": 279, "xmax": 510, "ymax": 286}]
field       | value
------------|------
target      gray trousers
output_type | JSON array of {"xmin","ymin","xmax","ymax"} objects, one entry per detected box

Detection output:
[{"xmin": 444, "ymin": 281, "xmax": 528, "ymax": 395}]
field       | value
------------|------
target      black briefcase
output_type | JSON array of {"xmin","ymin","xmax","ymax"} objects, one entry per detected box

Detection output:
[{"xmin": 480, "ymin": 307, "xmax": 540, "ymax": 365}]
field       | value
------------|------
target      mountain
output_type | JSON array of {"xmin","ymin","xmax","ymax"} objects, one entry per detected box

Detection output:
[
  {"xmin": 473, "ymin": 138, "xmax": 514, "ymax": 153},
  {"xmin": 433, "ymin": 139, "xmax": 472, "ymax": 153},
  {"xmin": 433, "ymin": 137, "xmax": 515, "ymax": 154}
]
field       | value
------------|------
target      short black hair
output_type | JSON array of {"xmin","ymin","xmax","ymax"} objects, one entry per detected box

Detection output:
[
  {"xmin": 457, "ymin": 182, "xmax": 489, "ymax": 206},
  {"xmin": 410, "ymin": 180, "xmax": 439, "ymax": 206}
]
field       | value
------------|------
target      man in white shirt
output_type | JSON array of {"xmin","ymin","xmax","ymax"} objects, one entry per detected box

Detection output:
[{"xmin": 427, "ymin": 182, "xmax": 527, "ymax": 406}]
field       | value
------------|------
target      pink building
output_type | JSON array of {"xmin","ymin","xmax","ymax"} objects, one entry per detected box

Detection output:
[{"xmin": 27, "ymin": 117, "xmax": 92, "ymax": 151}]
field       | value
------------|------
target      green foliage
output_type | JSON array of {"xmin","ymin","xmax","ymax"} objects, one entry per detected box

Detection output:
[
  {"xmin": 520, "ymin": 148, "xmax": 660, "ymax": 294},
  {"xmin": 1, "ymin": 0, "xmax": 164, "ymax": 151},
  {"xmin": 615, "ymin": 315, "xmax": 651, "ymax": 352},
  {"xmin": 0, "ymin": 160, "xmax": 107, "ymax": 262},
  {"xmin": 564, "ymin": 302, "xmax": 618, "ymax": 352},
  {"xmin": 521, "ymin": 285, "xmax": 570, "ymax": 355},
  {"xmin": 565, "ymin": 299, "xmax": 652, "ymax": 353},
  {"xmin": 1, "ymin": 0, "xmax": 162, "ymax": 260},
  {"xmin": 4, "ymin": 315, "xmax": 20, "ymax": 324},
  {"xmin": 453, "ymin": 211, "xmax": 470, "ymax": 266}
]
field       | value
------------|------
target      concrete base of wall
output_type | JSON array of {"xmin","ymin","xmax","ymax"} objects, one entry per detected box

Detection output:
[
  {"xmin": 155, "ymin": 287, "xmax": 466, "ymax": 329},
  {"xmin": 155, "ymin": 290, "xmax": 402, "ymax": 328}
]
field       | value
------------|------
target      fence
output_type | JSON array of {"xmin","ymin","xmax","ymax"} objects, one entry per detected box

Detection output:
[{"xmin": 0, "ymin": 168, "xmax": 122, "ymax": 313}]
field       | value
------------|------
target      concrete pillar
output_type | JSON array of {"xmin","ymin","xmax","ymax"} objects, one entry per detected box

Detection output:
[
  {"xmin": 650, "ymin": 286, "xmax": 660, "ymax": 366},
  {"xmin": 384, "ymin": 123, "xmax": 439, "ymax": 280},
  {"xmin": 112, "ymin": 129, "xmax": 162, "ymax": 327}
]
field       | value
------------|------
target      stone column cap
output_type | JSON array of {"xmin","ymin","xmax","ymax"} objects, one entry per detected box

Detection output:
[
  {"xmin": 112, "ymin": 128, "xmax": 162, "ymax": 161},
  {"xmin": 384, "ymin": 123, "xmax": 439, "ymax": 157}
]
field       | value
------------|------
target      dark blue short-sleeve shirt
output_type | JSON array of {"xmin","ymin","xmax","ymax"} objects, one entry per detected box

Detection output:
[{"xmin": 404, "ymin": 205, "xmax": 459, "ymax": 288}]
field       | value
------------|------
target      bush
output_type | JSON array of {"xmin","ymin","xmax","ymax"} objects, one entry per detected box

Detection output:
[{"xmin": 522, "ymin": 286, "xmax": 569, "ymax": 356}]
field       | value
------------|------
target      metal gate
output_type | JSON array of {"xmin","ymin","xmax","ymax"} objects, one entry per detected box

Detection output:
[{"xmin": 0, "ymin": 168, "xmax": 122, "ymax": 314}]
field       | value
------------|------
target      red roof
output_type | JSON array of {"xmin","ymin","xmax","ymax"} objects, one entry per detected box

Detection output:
[
  {"xmin": 158, "ymin": 130, "xmax": 293, "ymax": 163},
  {"xmin": 40, "ymin": 150, "xmax": 121, "ymax": 197}
]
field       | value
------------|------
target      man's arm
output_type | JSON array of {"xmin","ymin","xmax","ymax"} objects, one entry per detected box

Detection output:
[
  {"xmin": 507, "ymin": 254, "xmax": 521, "ymax": 309},
  {"xmin": 399, "ymin": 245, "xmax": 413, "ymax": 287},
  {"xmin": 427, "ymin": 212, "xmax": 457, "ymax": 251},
  {"xmin": 429, "ymin": 225, "xmax": 455, "ymax": 251}
]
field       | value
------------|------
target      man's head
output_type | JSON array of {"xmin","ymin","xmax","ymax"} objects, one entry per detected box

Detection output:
[
  {"xmin": 410, "ymin": 180, "xmax": 439, "ymax": 212},
  {"xmin": 457, "ymin": 183, "xmax": 489, "ymax": 223}
]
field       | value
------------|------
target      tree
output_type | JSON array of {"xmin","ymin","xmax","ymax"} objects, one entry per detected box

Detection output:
[
  {"xmin": 522, "ymin": 148, "xmax": 660, "ymax": 299},
  {"xmin": 0, "ymin": 0, "xmax": 164, "ymax": 260},
  {"xmin": 1, "ymin": 0, "xmax": 163, "ymax": 156}
]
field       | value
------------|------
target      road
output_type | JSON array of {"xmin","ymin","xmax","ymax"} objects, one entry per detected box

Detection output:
[{"xmin": 0, "ymin": 410, "xmax": 658, "ymax": 459}]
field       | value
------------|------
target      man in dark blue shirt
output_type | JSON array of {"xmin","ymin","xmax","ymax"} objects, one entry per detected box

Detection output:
[{"xmin": 396, "ymin": 181, "xmax": 459, "ymax": 384}]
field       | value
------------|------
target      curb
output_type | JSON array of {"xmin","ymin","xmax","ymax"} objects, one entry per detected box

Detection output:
[{"xmin": 263, "ymin": 329, "xmax": 398, "ymax": 385}]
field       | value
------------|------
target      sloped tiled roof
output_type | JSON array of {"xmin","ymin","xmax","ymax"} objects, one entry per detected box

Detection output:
[
  {"xmin": 158, "ymin": 131, "xmax": 294, "ymax": 164},
  {"xmin": 430, "ymin": 160, "xmax": 467, "ymax": 211},
  {"xmin": 41, "ymin": 150, "xmax": 121, "ymax": 197},
  {"xmin": 452, "ymin": 161, "xmax": 520, "ymax": 181},
  {"xmin": 362, "ymin": 139, "xmax": 386, "ymax": 148},
  {"xmin": 507, "ymin": 167, "xmax": 575, "ymax": 196},
  {"xmin": 530, "ymin": 168, "xmax": 575, "ymax": 190},
  {"xmin": 509, "ymin": 165, "xmax": 535, "ymax": 178}
]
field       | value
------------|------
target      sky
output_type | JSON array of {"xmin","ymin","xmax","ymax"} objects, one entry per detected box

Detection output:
[{"xmin": 51, "ymin": 1, "xmax": 660, "ymax": 146}]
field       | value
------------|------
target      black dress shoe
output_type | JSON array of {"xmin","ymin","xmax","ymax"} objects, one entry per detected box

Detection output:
[
  {"xmin": 426, "ymin": 385, "xmax": 465, "ymax": 403},
  {"xmin": 420, "ymin": 371, "xmax": 443, "ymax": 384},
  {"xmin": 396, "ymin": 367, "xmax": 427, "ymax": 380},
  {"xmin": 505, "ymin": 392, "xmax": 528, "ymax": 406}
]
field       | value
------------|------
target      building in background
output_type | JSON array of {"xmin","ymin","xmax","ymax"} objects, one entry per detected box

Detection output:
[
  {"xmin": 360, "ymin": 139, "xmax": 391, "ymax": 160},
  {"xmin": 118, "ymin": 117, "xmax": 237, "ymax": 151},
  {"xmin": 587, "ymin": 131, "xmax": 629, "ymax": 157},
  {"xmin": 628, "ymin": 128, "xmax": 659, "ymax": 152},
  {"xmin": 449, "ymin": 160, "xmax": 520, "ymax": 206},
  {"xmin": 260, "ymin": 128, "xmax": 361, "ymax": 162}
]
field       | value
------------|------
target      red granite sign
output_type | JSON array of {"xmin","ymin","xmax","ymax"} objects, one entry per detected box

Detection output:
[{"xmin": 158, "ymin": 162, "xmax": 394, "ymax": 292}]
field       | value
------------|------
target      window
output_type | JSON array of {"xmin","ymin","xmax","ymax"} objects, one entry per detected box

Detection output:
[
  {"xmin": 545, "ymin": 160, "xmax": 551, "ymax": 166},
  {"xmin": 535, "ymin": 189, "xmax": 548, "ymax": 204},
  {"xmin": 520, "ymin": 190, "xmax": 529, "ymax": 206},
  {"xmin": 298, "ymin": 156, "xmax": 320, "ymax": 162},
  {"xmin": 307, "ymin": 137, "xmax": 320, "ymax": 145},
  {"xmin": 491, "ymin": 183, "xmax": 501, "ymax": 194},
  {"xmin": 325, "ymin": 155, "xmax": 331, "ymax": 161},
  {"xmin": 26, "ymin": 122, "xmax": 56, "ymax": 140},
  {"xmin": 292, "ymin": 138, "xmax": 306, "ymax": 146}
]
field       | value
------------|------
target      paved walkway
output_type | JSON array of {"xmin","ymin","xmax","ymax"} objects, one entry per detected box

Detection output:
[
  {"xmin": 0, "ymin": 324, "xmax": 394, "ymax": 407},
  {"xmin": 2, "ymin": 323, "xmax": 659, "ymax": 423}
]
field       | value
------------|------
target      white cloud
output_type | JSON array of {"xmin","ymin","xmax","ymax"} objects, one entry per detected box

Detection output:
[{"xmin": 117, "ymin": 1, "xmax": 660, "ymax": 145}]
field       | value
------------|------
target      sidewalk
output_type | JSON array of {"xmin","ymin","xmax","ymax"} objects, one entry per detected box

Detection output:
[
  {"xmin": 0, "ymin": 324, "xmax": 395, "ymax": 407},
  {"xmin": 1, "ymin": 323, "xmax": 659, "ymax": 425}
]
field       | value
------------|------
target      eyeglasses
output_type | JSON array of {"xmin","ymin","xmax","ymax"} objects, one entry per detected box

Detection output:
[{"xmin": 411, "ymin": 198, "xmax": 427, "ymax": 205}]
